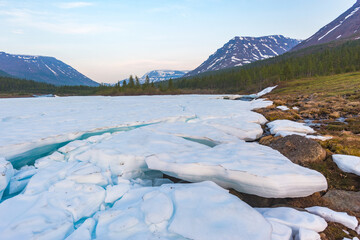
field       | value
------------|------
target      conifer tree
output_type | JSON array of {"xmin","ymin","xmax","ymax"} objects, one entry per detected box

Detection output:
[
  {"xmin": 135, "ymin": 76, "xmax": 140, "ymax": 88},
  {"xmin": 128, "ymin": 75, "xmax": 135, "ymax": 88}
]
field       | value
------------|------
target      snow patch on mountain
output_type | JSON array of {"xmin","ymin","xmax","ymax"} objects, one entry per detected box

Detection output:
[{"xmin": 186, "ymin": 35, "xmax": 301, "ymax": 77}]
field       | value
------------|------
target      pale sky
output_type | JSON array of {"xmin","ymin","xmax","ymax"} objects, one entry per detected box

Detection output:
[{"xmin": 0, "ymin": 0, "xmax": 356, "ymax": 83}]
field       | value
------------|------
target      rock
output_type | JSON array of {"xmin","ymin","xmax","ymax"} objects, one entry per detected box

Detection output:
[
  {"xmin": 322, "ymin": 190, "xmax": 360, "ymax": 214},
  {"xmin": 268, "ymin": 135, "xmax": 327, "ymax": 165}
]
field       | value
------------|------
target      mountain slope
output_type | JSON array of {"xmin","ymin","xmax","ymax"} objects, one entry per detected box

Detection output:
[
  {"xmin": 186, "ymin": 35, "xmax": 301, "ymax": 77},
  {"xmin": 0, "ymin": 52, "xmax": 99, "ymax": 86},
  {"xmin": 140, "ymin": 70, "xmax": 189, "ymax": 83},
  {"xmin": 292, "ymin": 1, "xmax": 360, "ymax": 51},
  {"xmin": 172, "ymin": 39, "xmax": 360, "ymax": 93},
  {"xmin": 123, "ymin": 70, "xmax": 189, "ymax": 84},
  {"xmin": 0, "ymin": 69, "xmax": 12, "ymax": 78}
]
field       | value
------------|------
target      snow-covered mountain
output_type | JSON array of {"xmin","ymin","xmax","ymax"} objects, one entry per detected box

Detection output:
[
  {"xmin": 140, "ymin": 70, "xmax": 189, "ymax": 83},
  {"xmin": 0, "ymin": 52, "xmax": 99, "ymax": 86},
  {"xmin": 292, "ymin": 0, "xmax": 360, "ymax": 51},
  {"xmin": 123, "ymin": 70, "xmax": 189, "ymax": 84},
  {"xmin": 185, "ymin": 35, "xmax": 301, "ymax": 77}
]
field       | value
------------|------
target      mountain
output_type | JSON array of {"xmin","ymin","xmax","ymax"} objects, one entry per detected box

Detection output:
[
  {"xmin": 185, "ymin": 35, "xmax": 301, "ymax": 77},
  {"xmin": 0, "ymin": 69, "xmax": 12, "ymax": 78},
  {"xmin": 123, "ymin": 70, "xmax": 189, "ymax": 84},
  {"xmin": 140, "ymin": 70, "xmax": 189, "ymax": 83},
  {"xmin": 0, "ymin": 52, "xmax": 99, "ymax": 86},
  {"xmin": 292, "ymin": 1, "xmax": 360, "ymax": 51}
]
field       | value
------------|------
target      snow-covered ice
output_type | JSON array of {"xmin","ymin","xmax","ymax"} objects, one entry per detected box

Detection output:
[
  {"xmin": 0, "ymin": 179, "xmax": 105, "ymax": 239},
  {"xmin": 267, "ymin": 120, "xmax": 316, "ymax": 135},
  {"xmin": 0, "ymin": 94, "xmax": 332, "ymax": 239},
  {"xmin": 73, "ymin": 129, "xmax": 209, "ymax": 179},
  {"xmin": 333, "ymin": 154, "xmax": 360, "ymax": 176},
  {"xmin": 94, "ymin": 181, "xmax": 272, "ymax": 240},
  {"xmin": 146, "ymin": 140, "xmax": 327, "ymax": 198},
  {"xmin": 0, "ymin": 95, "xmax": 273, "ymax": 161},
  {"xmin": 0, "ymin": 158, "xmax": 14, "ymax": 199},
  {"xmin": 295, "ymin": 228, "xmax": 321, "ymax": 240},
  {"xmin": 256, "ymin": 207, "xmax": 328, "ymax": 233},
  {"xmin": 268, "ymin": 220, "xmax": 293, "ymax": 240},
  {"xmin": 306, "ymin": 206, "xmax": 358, "ymax": 230}
]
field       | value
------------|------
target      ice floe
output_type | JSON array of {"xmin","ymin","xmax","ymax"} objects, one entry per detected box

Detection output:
[
  {"xmin": 73, "ymin": 129, "xmax": 209, "ymax": 180},
  {"xmin": 256, "ymin": 207, "xmax": 328, "ymax": 235},
  {"xmin": 0, "ymin": 179, "xmax": 105, "ymax": 239},
  {"xmin": 306, "ymin": 206, "xmax": 358, "ymax": 230},
  {"xmin": 146, "ymin": 140, "xmax": 328, "ymax": 198},
  {"xmin": 333, "ymin": 154, "xmax": 360, "ymax": 177},
  {"xmin": 94, "ymin": 181, "xmax": 272, "ymax": 240}
]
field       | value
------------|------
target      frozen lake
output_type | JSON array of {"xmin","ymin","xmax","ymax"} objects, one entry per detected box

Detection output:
[{"xmin": 0, "ymin": 95, "xmax": 331, "ymax": 239}]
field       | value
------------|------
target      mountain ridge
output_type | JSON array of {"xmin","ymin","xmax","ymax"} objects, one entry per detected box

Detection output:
[
  {"xmin": 0, "ymin": 52, "xmax": 99, "ymax": 86},
  {"xmin": 292, "ymin": 1, "xmax": 360, "ymax": 51},
  {"xmin": 185, "ymin": 35, "xmax": 301, "ymax": 77}
]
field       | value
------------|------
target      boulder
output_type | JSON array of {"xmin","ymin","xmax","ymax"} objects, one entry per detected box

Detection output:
[
  {"xmin": 268, "ymin": 135, "xmax": 327, "ymax": 165},
  {"xmin": 322, "ymin": 190, "xmax": 360, "ymax": 214}
]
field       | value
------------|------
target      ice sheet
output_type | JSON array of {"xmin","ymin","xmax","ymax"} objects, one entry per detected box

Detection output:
[{"xmin": 146, "ymin": 141, "xmax": 327, "ymax": 198}]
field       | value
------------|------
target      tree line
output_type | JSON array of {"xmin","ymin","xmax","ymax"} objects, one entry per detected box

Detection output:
[
  {"xmin": 168, "ymin": 40, "xmax": 360, "ymax": 93},
  {"xmin": 1, "ymin": 39, "xmax": 360, "ymax": 96}
]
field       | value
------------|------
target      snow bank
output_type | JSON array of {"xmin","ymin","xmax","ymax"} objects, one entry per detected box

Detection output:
[
  {"xmin": 255, "ymin": 86, "xmax": 278, "ymax": 98},
  {"xmin": 277, "ymin": 106, "xmax": 290, "ymax": 111},
  {"xmin": 273, "ymin": 131, "xmax": 332, "ymax": 141},
  {"xmin": 306, "ymin": 206, "xmax": 358, "ymax": 230},
  {"xmin": 224, "ymin": 86, "xmax": 277, "ymax": 100},
  {"xmin": 333, "ymin": 154, "xmax": 360, "ymax": 176},
  {"xmin": 94, "ymin": 181, "xmax": 272, "ymax": 240},
  {"xmin": 267, "ymin": 120, "xmax": 316, "ymax": 135},
  {"xmin": 146, "ymin": 141, "xmax": 327, "ymax": 198}
]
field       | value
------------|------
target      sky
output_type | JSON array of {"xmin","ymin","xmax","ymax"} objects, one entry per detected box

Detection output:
[{"xmin": 0, "ymin": 0, "xmax": 356, "ymax": 83}]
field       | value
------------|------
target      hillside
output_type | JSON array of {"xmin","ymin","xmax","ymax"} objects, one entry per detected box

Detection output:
[
  {"xmin": 169, "ymin": 39, "xmax": 360, "ymax": 93},
  {"xmin": 293, "ymin": 0, "xmax": 360, "ymax": 51},
  {"xmin": 0, "ymin": 52, "xmax": 99, "ymax": 86},
  {"xmin": 186, "ymin": 35, "xmax": 301, "ymax": 77}
]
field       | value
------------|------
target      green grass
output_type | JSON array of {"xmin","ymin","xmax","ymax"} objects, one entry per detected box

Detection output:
[{"xmin": 271, "ymin": 72, "xmax": 360, "ymax": 97}]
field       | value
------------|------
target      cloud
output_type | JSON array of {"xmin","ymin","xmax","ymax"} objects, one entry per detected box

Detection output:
[
  {"xmin": 147, "ymin": 5, "xmax": 189, "ymax": 17},
  {"xmin": 56, "ymin": 1, "xmax": 94, "ymax": 9},
  {"xmin": 0, "ymin": 8, "xmax": 118, "ymax": 35},
  {"xmin": 12, "ymin": 29, "xmax": 24, "ymax": 34}
]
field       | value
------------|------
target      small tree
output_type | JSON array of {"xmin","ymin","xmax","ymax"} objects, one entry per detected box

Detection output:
[
  {"xmin": 128, "ymin": 75, "xmax": 135, "ymax": 88},
  {"xmin": 144, "ymin": 75, "xmax": 150, "ymax": 88},
  {"xmin": 135, "ymin": 76, "xmax": 140, "ymax": 89},
  {"xmin": 122, "ymin": 80, "xmax": 127, "ymax": 88}
]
